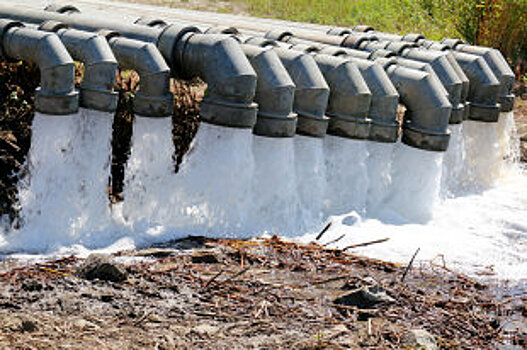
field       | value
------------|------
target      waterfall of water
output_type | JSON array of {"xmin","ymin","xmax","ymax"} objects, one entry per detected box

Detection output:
[
  {"xmin": 366, "ymin": 142, "xmax": 395, "ymax": 216},
  {"xmin": 441, "ymin": 124, "xmax": 466, "ymax": 197},
  {"xmin": 249, "ymin": 136, "xmax": 298, "ymax": 235},
  {"xmin": 324, "ymin": 136, "xmax": 369, "ymax": 216},
  {"xmin": 294, "ymin": 135, "xmax": 326, "ymax": 232},
  {"xmin": 6, "ymin": 110, "xmax": 113, "ymax": 252},
  {"xmin": 380, "ymin": 143, "xmax": 444, "ymax": 223}
]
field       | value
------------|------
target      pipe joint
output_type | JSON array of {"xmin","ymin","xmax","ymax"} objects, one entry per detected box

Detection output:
[
  {"xmin": 44, "ymin": 4, "xmax": 80, "ymax": 15},
  {"xmin": 0, "ymin": 19, "xmax": 78, "ymax": 115}
]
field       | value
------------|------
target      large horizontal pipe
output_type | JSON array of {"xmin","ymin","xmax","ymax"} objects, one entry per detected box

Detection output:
[
  {"xmin": 0, "ymin": 3, "xmax": 259, "ymax": 127},
  {"xmin": 0, "ymin": 19, "xmax": 78, "ymax": 115},
  {"xmin": 36, "ymin": 20, "xmax": 118, "ymax": 112}
]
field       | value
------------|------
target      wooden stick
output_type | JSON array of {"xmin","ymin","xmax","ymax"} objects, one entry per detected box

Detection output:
[
  {"xmin": 342, "ymin": 238, "xmax": 389, "ymax": 251},
  {"xmin": 316, "ymin": 221, "xmax": 332, "ymax": 241},
  {"xmin": 401, "ymin": 248, "xmax": 420, "ymax": 282}
]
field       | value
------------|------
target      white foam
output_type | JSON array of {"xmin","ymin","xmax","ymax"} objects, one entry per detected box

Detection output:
[
  {"xmin": 324, "ymin": 136, "xmax": 369, "ymax": 216},
  {"xmin": 249, "ymin": 136, "xmax": 298, "ymax": 235},
  {"xmin": 441, "ymin": 124, "xmax": 467, "ymax": 197},
  {"xmin": 366, "ymin": 142, "xmax": 395, "ymax": 215},
  {"xmin": 294, "ymin": 135, "xmax": 326, "ymax": 232}
]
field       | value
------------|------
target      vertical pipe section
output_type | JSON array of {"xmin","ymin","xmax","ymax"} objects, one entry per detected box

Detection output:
[
  {"xmin": 37, "ymin": 20, "xmax": 118, "ymax": 112},
  {"xmin": 0, "ymin": 19, "xmax": 78, "ymax": 114}
]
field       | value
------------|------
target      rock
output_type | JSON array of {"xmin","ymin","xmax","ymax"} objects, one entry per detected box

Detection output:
[
  {"xmin": 77, "ymin": 254, "xmax": 127, "ymax": 282},
  {"xmin": 192, "ymin": 324, "xmax": 219, "ymax": 336},
  {"xmin": 191, "ymin": 252, "xmax": 219, "ymax": 264},
  {"xmin": 21, "ymin": 319, "xmax": 38, "ymax": 333},
  {"xmin": 403, "ymin": 329, "xmax": 438, "ymax": 350},
  {"xmin": 334, "ymin": 285, "xmax": 395, "ymax": 309}
]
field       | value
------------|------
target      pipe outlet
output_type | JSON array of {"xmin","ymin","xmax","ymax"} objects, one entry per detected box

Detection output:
[
  {"xmin": 241, "ymin": 44, "xmax": 297, "ymax": 137},
  {"xmin": 400, "ymin": 48, "xmax": 464, "ymax": 124},
  {"xmin": 377, "ymin": 58, "xmax": 452, "ymax": 151},
  {"xmin": 450, "ymin": 51, "xmax": 501, "ymax": 122},
  {"xmin": 312, "ymin": 55, "xmax": 372, "ymax": 139},
  {"xmin": 103, "ymin": 32, "xmax": 173, "ymax": 117},
  {"xmin": 319, "ymin": 45, "xmax": 372, "ymax": 59},
  {"xmin": 38, "ymin": 21, "xmax": 118, "ymax": 112},
  {"xmin": 0, "ymin": 19, "xmax": 78, "ymax": 115}
]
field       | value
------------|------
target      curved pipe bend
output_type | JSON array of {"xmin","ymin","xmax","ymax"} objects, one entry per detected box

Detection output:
[
  {"xmin": 379, "ymin": 59, "xmax": 452, "ymax": 152},
  {"xmin": 37, "ymin": 21, "xmax": 118, "ymax": 112},
  {"xmin": 0, "ymin": 19, "xmax": 78, "ymax": 115}
]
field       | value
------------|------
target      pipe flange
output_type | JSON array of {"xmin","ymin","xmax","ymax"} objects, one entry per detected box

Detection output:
[
  {"xmin": 290, "ymin": 43, "xmax": 321, "ymax": 54},
  {"xmin": 341, "ymin": 33, "xmax": 377, "ymax": 49},
  {"xmin": 441, "ymin": 38, "xmax": 465, "ymax": 49},
  {"xmin": 35, "ymin": 88, "xmax": 79, "ymax": 115},
  {"xmin": 327, "ymin": 116, "xmax": 371, "ymax": 140},
  {"xmin": 402, "ymin": 33, "xmax": 425, "ymax": 43},
  {"xmin": 385, "ymin": 41, "xmax": 417, "ymax": 55},
  {"xmin": 499, "ymin": 94, "xmax": 515, "ymax": 112},
  {"xmin": 463, "ymin": 102, "xmax": 471, "ymax": 120},
  {"xmin": 44, "ymin": 4, "xmax": 80, "ymax": 14},
  {"xmin": 200, "ymin": 98, "xmax": 257, "ymax": 128},
  {"xmin": 253, "ymin": 112, "xmax": 298, "ymax": 137},
  {"xmin": 296, "ymin": 113, "xmax": 329, "ymax": 138},
  {"xmin": 369, "ymin": 120, "xmax": 399, "ymax": 143},
  {"xmin": 326, "ymin": 27, "xmax": 351, "ymax": 36},
  {"xmin": 157, "ymin": 24, "xmax": 201, "ymax": 73},
  {"xmin": 0, "ymin": 19, "xmax": 24, "ymax": 60},
  {"xmin": 38, "ymin": 20, "xmax": 69, "ymax": 32},
  {"xmin": 374, "ymin": 57, "xmax": 397, "ymax": 70},
  {"xmin": 134, "ymin": 17, "xmax": 168, "ymax": 28},
  {"xmin": 99, "ymin": 29, "xmax": 121, "ymax": 41},
  {"xmin": 468, "ymin": 102, "xmax": 501, "ymax": 122},
  {"xmin": 133, "ymin": 92, "xmax": 174, "ymax": 118},
  {"xmin": 265, "ymin": 29, "xmax": 294, "ymax": 42},
  {"xmin": 352, "ymin": 25, "xmax": 375, "ymax": 32},
  {"xmin": 204, "ymin": 26, "xmax": 240, "ymax": 35},
  {"xmin": 243, "ymin": 36, "xmax": 279, "ymax": 48},
  {"xmin": 80, "ymin": 88, "xmax": 119, "ymax": 113},
  {"xmin": 370, "ymin": 49, "xmax": 396, "ymax": 59},
  {"xmin": 449, "ymin": 103, "xmax": 465, "ymax": 124},
  {"xmin": 402, "ymin": 124, "xmax": 451, "ymax": 152}
]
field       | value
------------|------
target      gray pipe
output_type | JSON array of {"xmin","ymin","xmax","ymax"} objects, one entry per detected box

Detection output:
[
  {"xmin": 0, "ymin": 19, "xmax": 78, "ymax": 115},
  {"xmin": 289, "ymin": 44, "xmax": 399, "ymax": 143},
  {"xmin": 376, "ymin": 58, "xmax": 452, "ymax": 151},
  {"xmin": 440, "ymin": 39, "xmax": 515, "ymax": 113},
  {"xmin": 245, "ymin": 37, "xmax": 330, "ymax": 137},
  {"xmin": 241, "ymin": 44, "xmax": 297, "ymax": 137},
  {"xmin": 0, "ymin": 4, "xmax": 259, "ymax": 128},
  {"xmin": 36, "ymin": 20, "xmax": 118, "ymax": 112}
]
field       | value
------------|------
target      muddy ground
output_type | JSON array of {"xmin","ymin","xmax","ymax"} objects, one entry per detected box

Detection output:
[{"xmin": 0, "ymin": 236, "xmax": 525, "ymax": 349}]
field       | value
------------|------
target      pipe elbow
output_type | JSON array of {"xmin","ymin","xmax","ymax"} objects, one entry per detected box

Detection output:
[
  {"xmin": 452, "ymin": 51, "xmax": 501, "ymax": 122},
  {"xmin": 177, "ymin": 33, "xmax": 258, "ymax": 127},
  {"xmin": 272, "ymin": 48, "xmax": 330, "ymax": 137},
  {"xmin": 55, "ymin": 28, "xmax": 118, "ymax": 112},
  {"xmin": 456, "ymin": 44, "xmax": 515, "ymax": 112},
  {"xmin": 0, "ymin": 22, "xmax": 78, "ymax": 114},
  {"xmin": 386, "ymin": 65, "xmax": 452, "ymax": 151},
  {"xmin": 314, "ymin": 55, "xmax": 372, "ymax": 139},
  {"xmin": 241, "ymin": 45, "xmax": 297, "ymax": 137},
  {"xmin": 108, "ymin": 36, "xmax": 173, "ymax": 117},
  {"xmin": 349, "ymin": 59, "xmax": 399, "ymax": 143}
]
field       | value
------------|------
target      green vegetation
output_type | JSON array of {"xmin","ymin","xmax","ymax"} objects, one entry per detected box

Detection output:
[{"xmin": 231, "ymin": 0, "xmax": 526, "ymax": 74}]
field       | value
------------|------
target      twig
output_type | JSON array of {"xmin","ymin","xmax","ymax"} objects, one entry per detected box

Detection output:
[
  {"xmin": 203, "ymin": 269, "xmax": 225, "ymax": 289},
  {"xmin": 322, "ymin": 234, "xmax": 346, "ymax": 247},
  {"xmin": 316, "ymin": 221, "xmax": 332, "ymax": 241},
  {"xmin": 342, "ymin": 238, "xmax": 389, "ymax": 251},
  {"xmin": 401, "ymin": 248, "xmax": 420, "ymax": 282},
  {"xmin": 312, "ymin": 274, "xmax": 351, "ymax": 286},
  {"xmin": 217, "ymin": 267, "xmax": 250, "ymax": 287}
]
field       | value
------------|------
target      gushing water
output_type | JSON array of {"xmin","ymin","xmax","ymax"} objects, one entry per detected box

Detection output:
[
  {"xmin": 324, "ymin": 136, "xmax": 369, "ymax": 216},
  {"xmin": 4, "ymin": 110, "xmax": 113, "ymax": 252},
  {"xmin": 167, "ymin": 123, "xmax": 255, "ymax": 236},
  {"xmin": 294, "ymin": 135, "xmax": 326, "ymax": 232},
  {"xmin": 250, "ymin": 136, "xmax": 298, "ymax": 235},
  {"xmin": 441, "ymin": 124, "xmax": 467, "ymax": 196},
  {"xmin": 379, "ymin": 143, "xmax": 444, "ymax": 223},
  {"xmin": 366, "ymin": 142, "xmax": 395, "ymax": 215}
]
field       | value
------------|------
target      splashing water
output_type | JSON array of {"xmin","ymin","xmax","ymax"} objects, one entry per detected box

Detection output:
[
  {"xmin": 366, "ymin": 142, "xmax": 395, "ymax": 215},
  {"xmin": 294, "ymin": 135, "xmax": 326, "ymax": 232},
  {"xmin": 441, "ymin": 124, "xmax": 467, "ymax": 197},
  {"xmin": 3, "ymin": 110, "xmax": 113, "ymax": 252},
  {"xmin": 324, "ymin": 136, "xmax": 369, "ymax": 216},
  {"xmin": 249, "ymin": 136, "xmax": 298, "ymax": 235}
]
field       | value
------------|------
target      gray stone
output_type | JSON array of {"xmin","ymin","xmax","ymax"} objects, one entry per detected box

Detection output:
[
  {"xmin": 77, "ymin": 254, "xmax": 127, "ymax": 282},
  {"xmin": 334, "ymin": 285, "xmax": 395, "ymax": 309},
  {"xmin": 403, "ymin": 329, "xmax": 438, "ymax": 350}
]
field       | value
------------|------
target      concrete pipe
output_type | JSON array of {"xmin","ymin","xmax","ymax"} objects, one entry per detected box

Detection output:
[
  {"xmin": 36, "ymin": 21, "xmax": 118, "ymax": 112},
  {"xmin": 376, "ymin": 58, "xmax": 452, "ymax": 152},
  {"xmin": 0, "ymin": 4, "xmax": 259, "ymax": 128},
  {"xmin": 0, "ymin": 19, "xmax": 78, "ymax": 115},
  {"xmin": 245, "ymin": 37, "xmax": 330, "ymax": 138}
]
